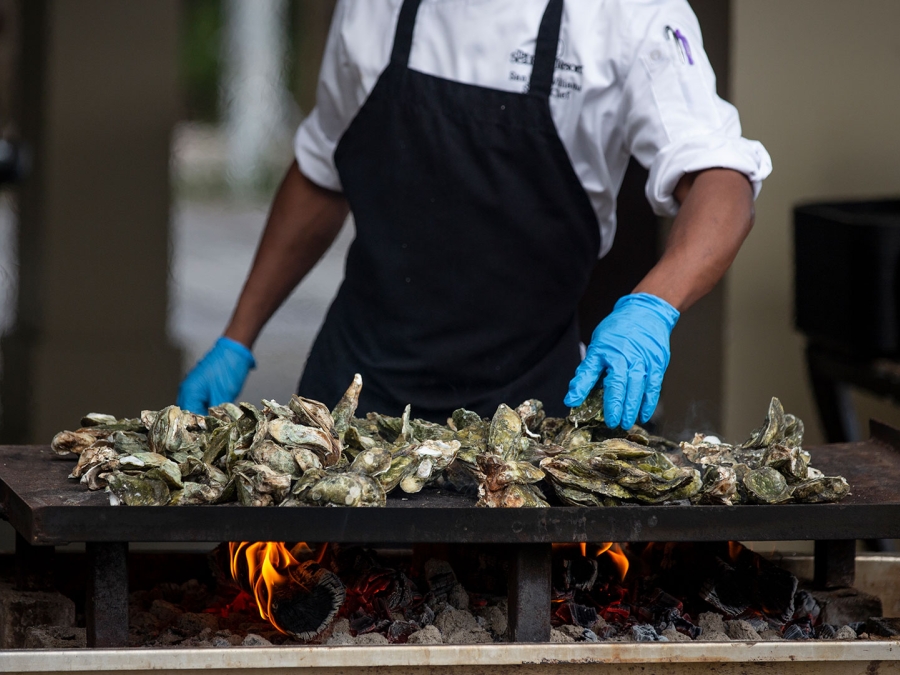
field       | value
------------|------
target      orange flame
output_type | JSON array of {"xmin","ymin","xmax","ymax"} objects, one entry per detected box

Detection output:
[
  {"xmin": 728, "ymin": 541, "xmax": 742, "ymax": 563},
  {"xmin": 594, "ymin": 542, "xmax": 613, "ymax": 556},
  {"xmin": 229, "ymin": 541, "xmax": 327, "ymax": 634},
  {"xmin": 579, "ymin": 542, "xmax": 587, "ymax": 557},
  {"xmin": 606, "ymin": 543, "xmax": 629, "ymax": 581}
]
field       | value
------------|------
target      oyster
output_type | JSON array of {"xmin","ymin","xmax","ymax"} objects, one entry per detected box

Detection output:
[
  {"xmin": 742, "ymin": 397, "xmax": 786, "ymax": 449},
  {"xmin": 693, "ymin": 465, "xmax": 738, "ymax": 505},
  {"xmin": 304, "ymin": 473, "xmax": 385, "ymax": 508},
  {"xmin": 568, "ymin": 383, "xmax": 604, "ymax": 425},
  {"xmin": 251, "ymin": 439, "xmax": 301, "ymax": 478},
  {"xmin": 70, "ymin": 444, "xmax": 118, "ymax": 481},
  {"xmin": 488, "ymin": 404, "xmax": 523, "ymax": 460},
  {"xmin": 51, "ymin": 429, "xmax": 110, "ymax": 456},
  {"xmin": 349, "ymin": 446, "xmax": 392, "ymax": 477},
  {"xmin": 292, "ymin": 447, "xmax": 324, "ymax": 474},
  {"xmin": 234, "ymin": 462, "xmax": 291, "ymax": 506},
  {"xmin": 516, "ymin": 399, "xmax": 545, "ymax": 437},
  {"xmin": 450, "ymin": 408, "xmax": 482, "ymax": 431},
  {"xmin": 743, "ymin": 467, "xmax": 792, "ymax": 504},
  {"xmin": 790, "ymin": 476, "xmax": 850, "ymax": 503},
  {"xmin": 267, "ymin": 419, "xmax": 336, "ymax": 465},
  {"xmin": 332, "ymin": 373, "xmax": 363, "ymax": 441},
  {"xmin": 106, "ymin": 473, "xmax": 170, "ymax": 506}
]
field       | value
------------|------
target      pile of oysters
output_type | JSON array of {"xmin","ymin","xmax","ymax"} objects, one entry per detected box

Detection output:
[{"xmin": 51, "ymin": 375, "xmax": 849, "ymax": 508}]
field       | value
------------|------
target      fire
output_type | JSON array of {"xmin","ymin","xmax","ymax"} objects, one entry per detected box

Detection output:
[
  {"xmin": 728, "ymin": 540, "xmax": 743, "ymax": 562},
  {"xmin": 606, "ymin": 544, "xmax": 629, "ymax": 581},
  {"xmin": 229, "ymin": 541, "xmax": 328, "ymax": 634},
  {"xmin": 594, "ymin": 542, "xmax": 612, "ymax": 556},
  {"xmin": 565, "ymin": 541, "xmax": 629, "ymax": 581}
]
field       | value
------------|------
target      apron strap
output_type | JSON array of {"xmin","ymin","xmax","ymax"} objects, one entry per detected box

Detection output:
[
  {"xmin": 391, "ymin": 0, "xmax": 424, "ymax": 66},
  {"xmin": 529, "ymin": 0, "xmax": 564, "ymax": 99}
]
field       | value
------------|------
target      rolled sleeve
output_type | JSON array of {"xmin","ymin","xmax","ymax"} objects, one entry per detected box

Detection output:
[
  {"xmin": 648, "ymin": 134, "xmax": 772, "ymax": 216},
  {"xmin": 620, "ymin": 0, "xmax": 772, "ymax": 217}
]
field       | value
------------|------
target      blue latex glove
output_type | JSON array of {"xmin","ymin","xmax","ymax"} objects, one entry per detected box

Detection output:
[
  {"xmin": 177, "ymin": 336, "xmax": 256, "ymax": 414},
  {"xmin": 564, "ymin": 293, "xmax": 679, "ymax": 429}
]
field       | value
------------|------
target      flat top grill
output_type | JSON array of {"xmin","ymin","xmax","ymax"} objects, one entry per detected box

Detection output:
[{"xmin": 3, "ymin": 421, "xmax": 900, "ymax": 545}]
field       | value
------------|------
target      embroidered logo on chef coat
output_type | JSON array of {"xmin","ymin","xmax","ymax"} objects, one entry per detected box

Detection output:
[{"xmin": 508, "ymin": 41, "xmax": 583, "ymax": 100}]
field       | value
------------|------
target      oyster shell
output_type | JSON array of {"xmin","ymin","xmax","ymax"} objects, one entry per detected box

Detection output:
[
  {"xmin": 267, "ymin": 419, "xmax": 336, "ymax": 465},
  {"xmin": 251, "ymin": 439, "xmax": 302, "ymax": 478},
  {"xmin": 743, "ymin": 467, "xmax": 792, "ymax": 504},
  {"xmin": 488, "ymin": 404, "xmax": 523, "ymax": 460},
  {"xmin": 304, "ymin": 473, "xmax": 385, "ymax": 508},
  {"xmin": 51, "ymin": 429, "xmax": 109, "ymax": 456},
  {"xmin": 106, "ymin": 473, "xmax": 170, "ymax": 506},
  {"xmin": 332, "ymin": 373, "xmax": 363, "ymax": 441},
  {"xmin": 234, "ymin": 462, "xmax": 291, "ymax": 506},
  {"xmin": 349, "ymin": 446, "xmax": 392, "ymax": 477},
  {"xmin": 790, "ymin": 476, "xmax": 850, "ymax": 503}
]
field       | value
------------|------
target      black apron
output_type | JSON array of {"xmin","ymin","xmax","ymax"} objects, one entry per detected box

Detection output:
[{"xmin": 298, "ymin": 0, "xmax": 601, "ymax": 422}]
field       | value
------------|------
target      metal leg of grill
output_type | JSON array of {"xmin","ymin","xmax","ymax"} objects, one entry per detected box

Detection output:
[
  {"xmin": 14, "ymin": 532, "xmax": 55, "ymax": 591},
  {"xmin": 814, "ymin": 539, "xmax": 856, "ymax": 589},
  {"xmin": 508, "ymin": 543, "xmax": 552, "ymax": 642},
  {"xmin": 86, "ymin": 542, "xmax": 129, "ymax": 648}
]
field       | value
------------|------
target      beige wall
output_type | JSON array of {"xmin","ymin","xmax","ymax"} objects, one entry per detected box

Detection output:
[{"xmin": 725, "ymin": 0, "xmax": 900, "ymax": 444}]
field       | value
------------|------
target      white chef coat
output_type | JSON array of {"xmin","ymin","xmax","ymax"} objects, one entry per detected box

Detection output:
[{"xmin": 295, "ymin": 0, "xmax": 772, "ymax": 257}]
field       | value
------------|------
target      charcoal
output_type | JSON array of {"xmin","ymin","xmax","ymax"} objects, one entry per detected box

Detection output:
[
  {"xmin": 849, "ymin": 621, "xmax": 866, "ymax": 633},
  {"xmin": 386, "ymin": 620, "xmax": 419, "ymax": 643},
  {"xmin": 269, "ymin": 562, "xmax": 345, "ymax": 641},
  {"xmin": 792, "ymin": 590, "xmax": 821, "ymax": 622},
  {"xmin": 783, "ymin": 617, "xmax": 813, "ymax": 640},
  {"xmin": 631, "ymin": 624, "xmax": 668, "ymax": 642},
  {"xmin": 407, "ymin": 602, "xmax": 435, "ymax": 627},
  {"xmin": 555, "ymin": 602, "xmax": 598, "ymax": 628},
  {"xmin": 755, "ymin": 564, "xmax": 797, "ymax": 622},
  {"xmin": 349, "ymin": 611, "xmax": 377, "ymax": 635},
  {"xmin": 815, "ymin": 624, "xmax": 837, "ymax": 639},
  {"xmin": 699, "ymin": 560, "xmax": 751, "ymax": 617},
  {"xmin": 864, "ymin": 617, "xmax": 900, "ymax": 638},
  {"xmin": 562, "ymin": 557, "xmax": 599, "ymax": 591}
]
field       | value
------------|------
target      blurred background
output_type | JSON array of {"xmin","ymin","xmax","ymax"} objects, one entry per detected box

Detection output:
[{"xmin": 0, "ymin": 0, "xmax": 898, "ymax": 551}]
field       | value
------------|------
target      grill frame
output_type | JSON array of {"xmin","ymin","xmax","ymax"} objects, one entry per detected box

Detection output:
[{"xmin": 3, "ymin": 420, "xmax": 900, "ymax": 647}]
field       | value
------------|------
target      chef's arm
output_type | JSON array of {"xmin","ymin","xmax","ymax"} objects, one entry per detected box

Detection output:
[
  {"xmin": 632, "ymin": 167, "xmax": 755, "ymax": 311},
  {"xmin": 224, "ymin": 161, "xmax": 350, "ymax": 348}
]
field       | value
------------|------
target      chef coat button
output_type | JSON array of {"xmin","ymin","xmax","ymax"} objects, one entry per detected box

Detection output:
[
  {"xmin": 500, "ymin": 104, "xmax": 505, "ymax": 111},
  {"xmin": 405, "ymin": 277, "xmax": 411, "ymax": 283},
  {"xmin": 650, "ymin": 49, "xmax": 662, "ymax": 61}
]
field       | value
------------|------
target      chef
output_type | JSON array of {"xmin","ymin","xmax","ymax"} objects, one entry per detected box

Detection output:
[{"xmin": 178, "ymin": 0, "xmax": 771, "ymax": 429}]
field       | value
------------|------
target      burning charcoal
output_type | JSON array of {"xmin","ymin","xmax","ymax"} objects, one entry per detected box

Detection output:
[
  {"xmin": 562, "ymin": 557, "xmax": 599, "ymax": 592},
  {"xmin": 262, "ymin": 562, "xmax": 345, "ymax": 642},
  {"xmin": 387, "ymin": 620, "xmax": 419, "ymax": 643},
  {"xmin": 348, "ymin": 611, "xmax": 377, "ymax": 635},
  {"xmin": 630, "ymin": 624, "xmax": 668, "ymax": 642},
  {"xmin": 699, "ymin": 559, "xmax": 751, "ymax": 617},
  {"xmin": 755, "ymin": 564, "xmax": 798, "ymax": 623}
]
